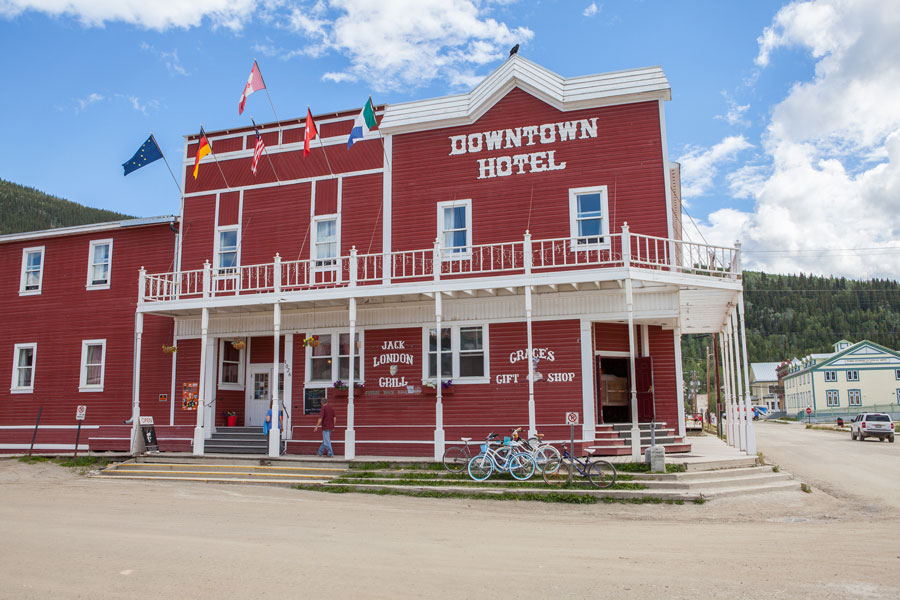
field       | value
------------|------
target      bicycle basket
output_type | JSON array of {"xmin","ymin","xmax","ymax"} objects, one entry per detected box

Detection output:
[
  {"xmin": 503, "ymin": 436, "xmax": 511, "ymax": 445},
  {"xmin": 480, "ymin": 444, "xmax": 488, "ymax": 452}
]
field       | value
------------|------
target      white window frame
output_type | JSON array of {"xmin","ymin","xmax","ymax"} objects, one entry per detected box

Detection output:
[
  {"xmin": 846, "ymin": 369, "xmax": 859, "ymax": 382},
  {"xmin": 568, "ymin": 185, "xmax": 610, "ymax": 251},
  {"xmin": 824, "ymin": 370, "xmax": 836, "ymax": 382},
  {"xmin": 11, "ymin": 342, "xmax": 37, "ymax": 394},
  {"xmin": 79, "ymin": 339, "xmax": 107, "ymax": 393},
  {"xmin": 86, "ymin": 238, "xmax": 113, "ymax": 290},
  {"xmin": 214, "ymin": 225, "xmax": 240, "ymax": 275},
  {"xmin": 895, "ymin": 369, "xmax": 900, "ymax": 380},
  {"xmin": 896, "ymin": 389, "xmax": 900, "ymax": 405},
  {"xmin": 303, "ymin": 328, "xmax": 365, "ymax": 387},
  {"xmin": 217, "ymin": 339, "xmax": 245, "ymax": 390},
  {"xmin": 421, "ymin": 323, "xmax": 489, "ymax": 384},
  {"xmin": 825, "ymin": 390, "xmax": 839, "ymax": 407},
  {"xmin": 311, "ymin": 214, "xmax": 341, "ymax": 271},
  {"xmin": 436, "ymin": 199, "xmax": 472, "ymax": 260},
  {"xmin": 848, "ymin": 389, "xmax": 861, "ymax": 406},
  {"xmin": 19, "ymin": 246, "xmax": 45, "ymax": 296}
]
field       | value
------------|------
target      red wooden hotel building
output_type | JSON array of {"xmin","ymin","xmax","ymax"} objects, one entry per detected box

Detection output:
[{"xmin": 0, "ymin": 56, "xmax": 757, "ymax": 460}]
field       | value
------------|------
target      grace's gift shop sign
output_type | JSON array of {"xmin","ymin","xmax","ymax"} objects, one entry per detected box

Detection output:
[
  {"xmin": 448, "ymin": 118, "xmax": 599, "ymax": 180},
  {"xmin": 495, "ymin": 347, "xmax": 575, "ymax": 384}
]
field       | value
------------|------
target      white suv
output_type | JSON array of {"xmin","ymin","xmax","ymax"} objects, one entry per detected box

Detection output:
[{"xmin": 850, "ymin": 413, "xmax": 895, "ymax": 443}]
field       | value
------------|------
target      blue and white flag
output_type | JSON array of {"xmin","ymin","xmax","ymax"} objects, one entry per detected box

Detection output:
[{"xmin": 347, "ymin": 97, "xmax": 377, "ymax": 149}]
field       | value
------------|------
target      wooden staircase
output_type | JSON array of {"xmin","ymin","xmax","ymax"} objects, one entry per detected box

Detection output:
[{"xmin": 588, "ymin": 422, "xmax": 691, "ymax": 456}]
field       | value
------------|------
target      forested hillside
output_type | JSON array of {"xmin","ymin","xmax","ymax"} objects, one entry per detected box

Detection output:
[
  {"xmin": 0, "ymin": 178, "xmax": 132, "ymax": 234},
  {"xmin": 682, "ymin": 271, "xmax": 900, "ymax": 389}
]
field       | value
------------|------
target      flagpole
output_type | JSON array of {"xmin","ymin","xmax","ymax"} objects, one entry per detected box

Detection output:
[
  {"xmin": 253, "ymin": 59, "xmax": 282, "ymax": 128},
  {"xmin": 307, "ymin": 106, "xmax": 335, "ymax": 178},
  {"xmin": 200, "ymin": 126, "xmax": 232, "ymax": 190},
  {"xmin": 150, "ymin": 133, "xmax": 183, "ymax": 196},
  {"xmin": 252, "ymin": 117, "xmax": 282, "ymax": 184}
]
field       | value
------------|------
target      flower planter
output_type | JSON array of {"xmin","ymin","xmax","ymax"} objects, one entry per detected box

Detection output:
[
  {"xmin": 423, "ymin": 385, "xmax": 453, "ymax": 396},
  {"xmin": 333, "ymin": 388, "xmax": 349, "ymax": 398},
  {"xmin": 226, "ymin": 415, "xmax": 238, "ymax": 427}
]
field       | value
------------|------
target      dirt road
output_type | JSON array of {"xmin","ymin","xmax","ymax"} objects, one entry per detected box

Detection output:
[{"xmin": 1, "ymin": 458, "xmax": 899, "ymax": 599}]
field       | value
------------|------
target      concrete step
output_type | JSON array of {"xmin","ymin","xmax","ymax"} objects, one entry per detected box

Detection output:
[
  {"xmin": 93, "ymin": 475, "xmax": 331, "ymax": 486},
  {"xmin": 106, "ymin": 462, "xmax": 345, "ymax": 476},
  {"xmin": 683, "ymin": 457, "xmax": 759, "ymax": 472},
  {"xmin": 640, "ymin": 473, "xmax": 793, "ymax": 491},
  {"xmin": 701, "ymin": 479, "xmax": 804, "ymax": 499},
  {"xmin": 135, "ymin": 455, "xmax": 350, "ymax": 469},
  {"xmin": 616, "ymin": 429, "xmax": 676, "ymax": 440},
  {"xmin": 587, "ymin": 442, "xmax": 692, "ymax": 456},
  {"xmin": 94, "ymin": 458, "xmax": 348, "ymax": 486},
  {"xmin": 630, "ymin": 466, "xmax": 776, "ymax": 481}
]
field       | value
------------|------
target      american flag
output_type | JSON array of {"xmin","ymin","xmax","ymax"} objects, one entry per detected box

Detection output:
[{"xmin": 251, "ymin": 126, "xmax": 265, "ymax": 175}]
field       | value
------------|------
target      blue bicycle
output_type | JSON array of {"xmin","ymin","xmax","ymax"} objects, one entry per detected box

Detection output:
[{"xmin": 467, "ymin": 433, "xmax": 537, "ymax": 481}]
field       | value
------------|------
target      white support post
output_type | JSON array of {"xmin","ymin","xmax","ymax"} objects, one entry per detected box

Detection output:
[
  {"xmin": 727, "ymin": 322, "xmax": 739, "ymax": 447},
  {"xmin": 434, "ymin": 292, "xmax": 445, "ymax": 461},
  {"xmin": 625, "ymin": 277, "xmax": 641, "ymax": 461},
  {"xmin": 129, "ymin": 309, "xmax": 144, "ymax": 455},
  {"xmin": 579, "ymin": 319, "xmax": 595, "ymax": 443},
  {"xmin": 525, "ymin": 284, "xmax": 537, "ymax": 439},
  {"xmin": 622, "ymin": 222, "xmax": 631, "ymax": 269},
  {"xmin": 345, "ymin": 297, "xmax": 357, "ymax": 460},
  {"xmin": 349, "ymin": 247, "xmax": 358, "ymax": 288},
  {"xmin": 720, "ymin": 328, "xmax": 733, "ymax": 447},
  {"xmin": 738, "ymin": 293, "xmax": 757, "ymax": 455},
  {"xmin": 269, "ymin": 302, "xmax": 281, "ymax": 457},
  {"xmin": 730, "ymin": 310, "xmax": 746, "ymax": 452},
  {"xmin": 194, "ymin": 307, "xmax": 209, "ymax": 455},
  {"xmin": 673, "ymin": 323, "xmax": 686, "ymax": 439},
  {"xmin": 202, "ymin": 260, "xmax": 211, "ymax": 299},
  {"xmin": 524, "ymin": 230, "xmax": 532, "ymax": 275}
]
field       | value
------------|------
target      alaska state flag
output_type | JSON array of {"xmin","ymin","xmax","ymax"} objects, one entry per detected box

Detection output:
[
  {"xmin": 347, "ymin": 97, "xmax": 377, "ymax": 149},
  {"xmin": 123, "ymin": 135, "xmax": 163, "ymax": 175}
]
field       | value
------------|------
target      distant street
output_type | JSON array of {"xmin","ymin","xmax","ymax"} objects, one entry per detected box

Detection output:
[{"xmin": 756, "ymin": 420, "xmax": 900, "ymax": 510}]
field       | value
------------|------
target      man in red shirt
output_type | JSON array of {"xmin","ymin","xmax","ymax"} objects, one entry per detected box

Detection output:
[{"xmin": 314, "ymin": 397, "xmax": 337, "ymax": 457}]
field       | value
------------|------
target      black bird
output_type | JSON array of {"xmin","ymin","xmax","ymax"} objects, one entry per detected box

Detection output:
[{"xmin": 509, "ymin": 44, "xmax": 519, "ymax": 56}]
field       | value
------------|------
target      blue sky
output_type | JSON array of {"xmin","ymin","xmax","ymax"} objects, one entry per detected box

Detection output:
[{"xmin": 1, "ymin": 1, "xmax": 898, "ymax": 278}]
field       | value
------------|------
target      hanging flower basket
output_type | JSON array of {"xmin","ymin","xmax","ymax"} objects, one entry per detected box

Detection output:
[
  {"xmin": 423, "ymin": 380, "xmax": 453, "ymax": 395},
  {"xmin": 162, "ymin": 344, "xmax": 178, "ymax": 354},
  {"xmin": 302, "ymin": 335, "xmax": 321, "ymax": 348},
  {"xmin": 231, "ymin": 339, "xmax": 246, "ymax": 350}
]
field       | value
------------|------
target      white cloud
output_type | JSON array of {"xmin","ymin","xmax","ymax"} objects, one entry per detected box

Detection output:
[
  {"xmin": 715, "ymin": 91, "xmax": 750, "ymax": 127},
  {"xmin": 75, "ymin": 92, "xmax": 104, "ymax": 113},
  {"xmin": 116, "ymin": 94, "xmax": 161, "ymax": 115},
  {"xmin": 583, "ymin": 3, "xmax": 600, "ymax": 17},
  {"xmin": 140, "ymin": 42, "xmax": 189, "ymax": 76},
  {"xmin": 677, "ymin": 135, "xmax": 753, "ymax": 199},
  {"xmin": 0, "ymin": 0, "xmax": 258, "ymax": 31},
  {"xmin": 709, "ymin": 0, "xmax": 900, "ymax": 279}
]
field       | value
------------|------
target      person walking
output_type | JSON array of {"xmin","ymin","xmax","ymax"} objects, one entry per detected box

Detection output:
[{"xmin": 314, "ymin": 397, "xmax": 337, "ymax": 457}]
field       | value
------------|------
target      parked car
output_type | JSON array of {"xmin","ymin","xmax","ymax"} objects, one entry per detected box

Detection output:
[{"xmin": 849, "ymin": 413, "xmax": 895, "ymax": 442}]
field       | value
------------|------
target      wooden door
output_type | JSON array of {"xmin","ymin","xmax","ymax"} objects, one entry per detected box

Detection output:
[{"xmin": 635, "ymin": 357, "xmax": 655, "ymax": 422}]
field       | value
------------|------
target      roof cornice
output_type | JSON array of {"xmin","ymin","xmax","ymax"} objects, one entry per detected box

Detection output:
[{"xmin": 0, "ymin": 215, "xmax": 178, "ymax": 244}]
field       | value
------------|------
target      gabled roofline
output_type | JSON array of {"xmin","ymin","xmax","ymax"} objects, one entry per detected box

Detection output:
[
  {"xmin": 0, "ymin": 215, "xmax": 178, "ymax": 244},
  {"xmin": 379, "ymin": 55, "xmax": 672, "ymax": 135},
  {"xmin": 813, "ymin": 339, "xmax": 900, "ymax": 369}
]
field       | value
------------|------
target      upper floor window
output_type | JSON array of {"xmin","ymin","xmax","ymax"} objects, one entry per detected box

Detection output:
[
  {"xmin": 79, "ymin": 339, "xmax": 106, "ymax": 392},
  {"xmin": 824, "ymin": 370, "xmax": 836, "ymax": 382},
  {"xmin": 312, "ymin": 216, "xmax": 339, "ymax": 268},
  {"xmin": 846, "ymin": 370, "xmax": 859, "ymax": 382},
  {"xmin": 19, "ymin": 246, "xmax": 45, "ymax": 295},
  {"xmin": 569, "ymin": 186, "xmax": 609, "ymax": 250},
  {"xmin": 437, "ymin": 199, "xmax": 471, "ymax": 258},
  {"xmin": 424, "ymin": 324, "xmax": 487, "ymax": 381},
  {"xmin": 87, "ymin": 239, "xmax": 113, "ymax": 289},
  {"xmin": 216, "ymin": 226, "xmax": 239, "ymax": 274},
  {"xmin": 11, "ymin": 343, "xmax": 36, "ymax": 393},
  {"xmin": 218, "ymin": 340, "xmax": 245, "ymax": 389}
]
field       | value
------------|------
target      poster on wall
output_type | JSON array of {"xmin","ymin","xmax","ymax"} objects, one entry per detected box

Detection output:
[
  {"xmin": 182, "ymin": 382, "xmax": 198, "ymax": 411},
  {"xmin": 304, "ymin": 388, "xmax": 325, "ymax": 415}
]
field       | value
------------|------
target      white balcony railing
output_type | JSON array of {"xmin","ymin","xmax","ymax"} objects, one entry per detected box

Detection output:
[{"xmin": 139, "ymin": 223, "xmax": 740, "ymax": 303}]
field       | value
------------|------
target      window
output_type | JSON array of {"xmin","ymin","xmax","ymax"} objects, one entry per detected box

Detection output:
[
  {"xmin": 436, "ymin": 199, "xmax": 471, "ymax": 258},
  {"xmin": 569, "ymin": 186, "xmax": 609, "ymax": 249},
  {"xmin": 895, "ymin": 369, "xmax": 900, "ymax": 380},
  {"xmin": 848, "ymin": 389, "xmax": 861, "ymax": 406},
  {"xmin": 86, "ymin": 239, "xmax": 112, "ymax": 289},
  {"xmin": 424, "ymin": 324, "xmax": 488, "ymax": 382},
  {"xmin": 826, "ymin": 390, "xmax": 839, "ymax": 407},
  {"xmin": 824, "ymin": 370, "xmax": 836, "ymax": 382},
  {"xmin": 215, "ymin": 226, "xmax": 239, "ymax": 273},
  {"xmin": 11, "ymin": 343, "xmax": 36, "ymax": 393},
  {"xmin": 309, "ymin": 334, "xmax": 333, "ymax": 381},
  {"xmin": 19, "ymin": 246, "xmax": 45, "ymax": 295},
  {"xmin": 896, "ymin": 389, "xmax": 900, "ymax": 405},
  {"xmin": 305, "ymin": 330, "xmax": 365, "ymax": 385},
  {"xmin": 846, "ymin": 370, "xmax": 859, "ymax": 382},
  {"xmin": 218, "ymin": 340, "xmax": 245, "ymax": 389},
  {"xmin": 312, "ymin": 216, "xmax": 339, "ymax": 267},
  {"xmin": 79, "ymin": 339, "xmax": 106, "ymax": 392},
  {"xmin": 338, "ymin": 333, "xmax": 360, "ymax": 381}
]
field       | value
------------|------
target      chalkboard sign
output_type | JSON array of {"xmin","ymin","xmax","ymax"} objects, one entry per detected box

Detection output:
[{"xmin": 304, "ymin": 388, "xmax": 326, "ymax": 415}]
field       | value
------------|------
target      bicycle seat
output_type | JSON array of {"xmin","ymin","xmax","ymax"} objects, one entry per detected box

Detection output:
[{"xmin": 460, "ymin": 437, "xmax": 472, "ymax": 442}]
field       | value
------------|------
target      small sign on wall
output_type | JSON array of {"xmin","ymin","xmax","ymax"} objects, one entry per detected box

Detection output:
[
  {"xmin": 159, "ymin": 394, "xmax": 168, "ymax": 403},
  {"xmin": 304, "ymin": 388, "xmax": 326, "ymax": 415},
  {"xmin": 182, "ymin": 382, "xmax": 198, "ymax": 411},
  {"xmin": 75, "ymin": 405, "xmax": 87, "ymax": 421}
]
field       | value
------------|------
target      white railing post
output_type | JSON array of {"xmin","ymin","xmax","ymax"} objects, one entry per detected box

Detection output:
[
  {"xmin": 202, "ymin": 260, "xmax": 211, "ymax": 299},
  {"xmin": 350, "ymin": 246, "xmax": 358, "ymax": 287},
  {"xmin": 622, "ymin": 222, "xmax": 631, "ymax": 268},
  {"xmin": 732, "ymin": 241, "xmax": 742, "ymax": 279},
  {"xmin": 138, "ymin": 266, "xmax": 146, "ymax": 304},
  {"xmin": 274, "ymin": 253, "xmax": 282, "ymax": 294},
  {"xmin": 433, "ymin": 238, "xmax": 441, "ymax": 282},
  {"xmin": 524, "ymin": 230, "xmax": 532, "ymax": 275}
]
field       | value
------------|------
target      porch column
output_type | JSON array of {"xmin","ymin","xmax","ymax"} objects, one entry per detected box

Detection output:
[
  {"xmin": 727, "ymin": 320, "xmax": 739, "ymax": 447},
  {"xmin": 579, "ymin": 319, "xmax": 596, "ymax": 442},
  {"xmin": 673, "ymin": 322, "xmax": 686, "ymax": 439},
  {"xmin": 268, "ymin": 302, "xmax": 281, "ymax": 457},
  {"xmin": 625, "ymin": 278, "xmax": 642, "ymax": 461},
  {"xmin": 525, "ymin": 284, "xmax": 537, "ymax": 438},
  {"xmin": 345, "ymin": 297, "xmax": 357, "ymax": 460},
  {"xmin": 129, "ymin": 309, "xmax": 144, "ymax": 454},
  {"xmin": 730, "ymin": 310, "xmax": 746, "ymax": 451},
  {"xmin": 738, "ymin": 294, "xmax": 756, "ymax": 455},
  {"xmin": 193, "ymin": 307, "xmax": 209, "ymax": 455},
  {"xmin": 434, "ymin": 291, "xmax": 445, "ymax": 461},
  {"xmin": 720, "ymin": 327, "xmax": 733, "ymax": 447}
]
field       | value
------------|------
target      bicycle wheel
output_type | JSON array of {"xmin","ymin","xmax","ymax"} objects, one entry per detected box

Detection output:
[
  {"xmin": 467, "ymin": 454, "xmax": 494, "ymax": 481},
  {"xmin": 491, "ymin": 445, "xmax": 513, "ymax": 472},
  {"xmin": 442, "ymin": 445, "xmax": 469, "ymax": 473},
  {"xmin": 534, "ymin": 445, "xmax": 561, "ymax": 473},
  {"xmin": 542, "ymin": 458, "xmax": 571, "ymax": 486},
  {"xmin": 508, "ymin": 452, "xmax": 536, "ymax": 481},
  {"xmin": 587, "ymin": 459, "xmax": 617, "ymax": 489}
]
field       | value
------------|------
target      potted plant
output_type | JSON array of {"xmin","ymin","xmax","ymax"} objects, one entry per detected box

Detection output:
[
  {"xmin": 333, "ymin": 380, "xmax": 349, "ymax": 397},
  {"xmin": 223, "ymin": 410, "xmax": 238, "ymax": 427},
  {"xmin": 423, "ymin": 379, "xmax": 453, "ymax": 395}
]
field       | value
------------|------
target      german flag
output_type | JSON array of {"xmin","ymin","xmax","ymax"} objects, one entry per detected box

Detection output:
[{"xmin": 192, "ymin": 128, "xmax": 211, "ymax": 179}]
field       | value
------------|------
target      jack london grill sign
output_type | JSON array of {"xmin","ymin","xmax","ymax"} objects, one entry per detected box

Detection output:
[{"xmin": 448, "ymin": 118, "xmax": 598, "ymax": 180}]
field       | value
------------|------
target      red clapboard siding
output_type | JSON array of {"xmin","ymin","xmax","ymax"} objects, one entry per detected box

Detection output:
[
  {"xmin": 595, "ymin": 323, "xmax": 631, "ymax": 353},
  {"xmin": 341, "ymin": 173, "xmax": 383, "ymax": 255},
  {"xmin": 648, "ymin": 326, "xmax": 677, "ymax": 426},
  {"xmin": 241, "ymin": 182, "xmax": 312, "ymax": 265},
  {"xmin": 181, "ymin": 194, "xmax": 216, "ymax": 270},
  {"xmin": 248, "ymin": 335, "xmax": 286, "ymax": 364},
  {"xmin": 172, "ymin": 338, "xmax": 201, "ymax": 426},
  {"xmin": 314, "ymin": 178, "xmax": 338, "ymax": 215},
  {"xmin": 218, "ymin": 192, "xmax": 240, "ymax": 226}
]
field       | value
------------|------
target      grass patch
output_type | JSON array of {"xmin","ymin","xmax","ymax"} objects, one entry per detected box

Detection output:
[
  {"xmin": 349, "ymin": 461, "xmax": 392, "ymax": 471},
  {"xmin": 55, "ymin": 456, "xmax": 110, "ymax": 468},
  {"xmin": 17, "ymin": 456, "xmax": 51, "ymax": 464},
  {"xmin": 693, "ymin": 496, "xmax": 707, "ymax": 504},
  {"xmin": 801, "ymin": 482, "xmax": 812, "ymax": 494},
  {"xmin": 614, "ymin": 462, "xmax": 685, "ymax": 474},
  {"xmin": 772, "ymin": 464, "xmax": 780, "ymax": 473},
  {"xmin": 330, "ymin": 475, "xmax": 646, "ymax": 491}
]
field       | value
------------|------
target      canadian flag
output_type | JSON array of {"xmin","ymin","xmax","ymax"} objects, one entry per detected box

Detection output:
[{"xmin": 238, "ymin": 61, "xmax": 265, "ymax": 115}]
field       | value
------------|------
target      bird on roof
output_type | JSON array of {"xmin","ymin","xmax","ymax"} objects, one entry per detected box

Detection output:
[{"xmin": 509, "ymin": 44, "xmax": 519, "ymax": 56}]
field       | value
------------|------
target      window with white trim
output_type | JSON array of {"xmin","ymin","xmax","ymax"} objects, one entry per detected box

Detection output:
[
  {"xmin": 896, "ymin": 389, "xmax": 900, "ymax": 405},
  {"xmin": 312, "ymin": 216, "xmax": 339, "ymax": 268},
  {"xmin": 19, "ymin": 246, "xmax": 45, "ymax": 295},
  {"xmin": 824, "ymin": 370, "xmax": 836, "ymax": 382},
  {"xmin": 895, "ymin": 369, "xmax": 900, "ymax": 380},
  {"xmin": 436, "ymin": 199, "xmax": 471, "ymax": 258},
  {"xmin": 218, "ymin": 340, "xmax": 245, "ymax": 389},
  {"xmin": 826, "ymin": 390, "xmax": 839, "ymax": 407},
  {"xmin": 86, "ymin": 239, "xmax": 112, "ymax": 289},
  {"xmin": 11, "ymin": 343, "xmax": 36, "ymax": 393},
  {"xmin": 848, "ymin": 389, "xmax": 861, "ymax": 406},
  {"xmin": 846, "ymin": 370, "xmax": 859, "ymax": 382},
  {"xmin": 305, "ymin": 330, "xmax": 365, "ymax": 385},
  {"xmin": 424, "ymin": 324, "xmax": 488, "ymax": 381},
  {"xmin": 215, "ymin": 226, "xmax": 239, "ymax": 274},
  {"xmin": 338, "ymin": 333, "xmax": 360, "ymax": 381},
  {"xmin": 79, "ymin": 339, "xmax": 106, "ymax": 392},
  {"xmin": 569, "ymin": 186, "xmax": 609, "ymax": 249}
]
